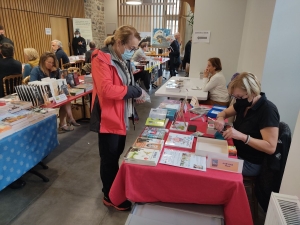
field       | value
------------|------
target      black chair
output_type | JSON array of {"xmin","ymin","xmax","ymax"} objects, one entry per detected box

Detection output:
[{"xmin": 255, "ymin": 122, "xmax": 292, "ymax": 212}]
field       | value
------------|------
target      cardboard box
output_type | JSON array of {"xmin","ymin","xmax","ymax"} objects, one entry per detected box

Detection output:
[{"xmin": 195, "ymin": 137, "xmax": 228, "ymax": 158}]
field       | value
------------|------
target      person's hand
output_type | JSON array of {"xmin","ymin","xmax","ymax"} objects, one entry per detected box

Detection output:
[
  {"xmin": 136, "ymin": 99, "xmax": 145, "ymax": 104},
  {"xmin": 203, "ymin": 69, "xmax": 209, "ymax": 78},
  {"xmin": 51, "ymin": 67, "xmax": 57, "ymax": 72},
  {"xmin": 222, "ymin": 127, "xmax": 244, "ymax": 140},
  {"xmin": 214, "ymin": 117, "xmax": 225, "ymax": 132},
  {"xmin": 78, "ymin": 41, "xmax": 82, "ymax": 45}
]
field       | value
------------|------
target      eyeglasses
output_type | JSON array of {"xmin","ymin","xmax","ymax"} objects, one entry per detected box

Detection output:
[{"xmin": 231, "ymin": 94, "xmax": 248, "ymax": 100}]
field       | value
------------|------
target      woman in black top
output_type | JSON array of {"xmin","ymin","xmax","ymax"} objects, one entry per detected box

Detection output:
[{"xmin": 214, "ymin": 72, "xmax": 280, "ymax": 176}]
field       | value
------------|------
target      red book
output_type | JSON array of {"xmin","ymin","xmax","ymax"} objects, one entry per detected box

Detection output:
[{"xmin": 73, "ymin": 72, "xmax": 80, "ymax": 86}]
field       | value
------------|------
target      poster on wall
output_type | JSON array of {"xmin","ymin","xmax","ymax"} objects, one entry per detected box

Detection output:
[
  {"xmin": 193, "ymin": 30, "xmax": 211, "ymax": 43},
  {"xmin": 139, "ymin": 32, "xmax": 152, "ymax": 46},
  {"xmin": 152, "ymin": 29, "xmax": 171, "ymax": 48},
  {"xmin": 72, "ymin": 18, "xmax": 93, "ymax": 51}
]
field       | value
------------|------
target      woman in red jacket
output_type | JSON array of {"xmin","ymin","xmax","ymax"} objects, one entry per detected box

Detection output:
[{"xmin": 90, "ymin": 25, "xmax": 144, "ymax": 211}]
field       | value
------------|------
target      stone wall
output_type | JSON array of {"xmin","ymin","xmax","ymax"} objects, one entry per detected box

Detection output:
[{"xmin": 84, "ymin": 0, "xmax": 106, "ymax": 48}]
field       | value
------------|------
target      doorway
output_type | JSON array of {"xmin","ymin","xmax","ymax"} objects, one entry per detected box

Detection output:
[{"xmin": 50, "ymin": 17, "xmax": 70, "ymax": 56}]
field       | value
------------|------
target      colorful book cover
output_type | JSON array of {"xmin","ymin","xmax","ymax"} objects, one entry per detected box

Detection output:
[
  {"xmin": 164, "ymin": 108, "xmax": 177, "ymax": 121},
  {"xmin": 165, "ymin": 132, "xmax": 194, "ymax": 149},
  {"xmin": 149, "ymin": 108, "xmax": 167, "ymax": 120},
  {"xmin": 124, "ymin": 147, "xmax": 161, "ymax": 166},
  {"xmin": 170, "ymin": 121, "xmax": 188, "ymax": 132},
  {"xmin": 158, "ymin": 100, "xmax": 181, "ymax": 111},
  {"xmin": 228, "ymin": 146, "xmax": 237, "ymax": 156},
  {"xmin": 145, "ymin": 117, "xmax": 166, "ymax": 127},
  {"xmin": 133, "ymin": 137, "xmax": 164, "ymax": 151},
  {"xmin": 141, "ymin": 127, "xmax": 167, "ymax": 139}
]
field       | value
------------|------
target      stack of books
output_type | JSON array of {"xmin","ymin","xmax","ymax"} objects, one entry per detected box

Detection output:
[
  {"xmin": 145, "ymin": 108, "xmax": 169, "ymax": 128},
  {"xmin": 158, "ymin": 99, "xmax": 181, "ymax": 121},
  {"xmin": 165, "ymin": 79, "xmax": 184, "ymax": 92},
  {"xmin": 124, "ymin": 137, "xmax": 165, "ymax": 166}
]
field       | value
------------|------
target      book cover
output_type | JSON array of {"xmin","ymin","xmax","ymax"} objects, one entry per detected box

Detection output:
[
  {"xmin": 165, "ymin": 132, "xmax": 194, "ymax": 149},
  {"xmin": 149, "ymin": 108, "xmax": 167, "ymax": 120},
  {"xmin": 66, "ymin": 73, "xmax": 76, "ymax": 87},
  {"xmin": 73, "ymin": 72, "xmax": 80, "ymax": 86},
  {"xmin": 145, "ymin": 117, "xmax": 168, "ymax": 128},
  {"xmin": 76, "ymin": 84, "xmax": 93, "ymax": 91},
  {"xmin": 170, "ymin": 121, "xmax": 188, "ymax": 132},
  {"xmin": 228, "ymin": 146, "xmax": 237, "ymax": 156},
  {"xmin": 1, "ymin": 110, "xmax": 31, "ymax": 126},
  {"xmin": 0, "ymin": 123, "xmax": 11, "ymax": 133},
  {"xmin": 124, "ymin": 147, "xmax": 161, "ymax": 166},
  {"xmin": 158, "ymin": 100, "xmax": 181, "ymax": 111},
  {"xmin": 141, "ymin": 127, "xmax": 167, "ymax": 139},
  {"xmin": 57, "ymin": 79, "xmax": 69, "ymax": 95},
  {"xmin": 133, "ymin": 137, "xmax": 164, "ymax": 151},
  {"xmin": 164, "ymin": 108, "xmax": 177, "ymax": 121}
]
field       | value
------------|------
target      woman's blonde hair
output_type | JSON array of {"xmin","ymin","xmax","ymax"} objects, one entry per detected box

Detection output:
[
  {"xmin": 39, "ymin": 52, "xmax": 58, "ymax": 76},
  {"xmin": 228, "ymin": 72, "xmax": 261, "ymax": 96},
  {"xmin": 24, "ymin": 48, "xmax": 39, "ymax": 61},
  {"xmin": 104, "ymin": 25, "xmax": 141, "ymax": 46}
]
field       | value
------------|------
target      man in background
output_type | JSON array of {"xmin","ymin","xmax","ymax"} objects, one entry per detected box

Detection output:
[
  {"xmin": 0, "ymin": 25, "xmax": 14, "ymax": 59},
  {"xmin": 0, "ymin": 43, "xmax": 22, "ymax": 97},
  {"xmin": 51, "ymin": 39, "xmax": 69, "ymax": 68},
  {"xmin": 174, "ymin": 32, "xmax": 182, "ymax": 72},
  {"xmin": 72, "ymin": 29, "xmax": 87, "ymax": 56},
  {"xmin": 85, "ymin": 41, "xmax": 96, "ymax": 63}
]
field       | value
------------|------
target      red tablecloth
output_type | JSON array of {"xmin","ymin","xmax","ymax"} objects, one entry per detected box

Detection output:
[{"xmin": 110, "ymin": 107, "xmax": 253, "ymax": 225}]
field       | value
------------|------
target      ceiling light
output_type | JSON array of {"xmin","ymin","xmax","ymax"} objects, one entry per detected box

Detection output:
[{"xmin": 126, "ymin": 0, "xmax": 142, "ymax": 5}]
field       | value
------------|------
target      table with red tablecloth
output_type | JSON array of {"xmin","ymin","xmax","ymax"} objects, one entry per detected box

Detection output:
[{"xmin": 109, "ymin": 107, "xmax": 253, "ymax": 225}]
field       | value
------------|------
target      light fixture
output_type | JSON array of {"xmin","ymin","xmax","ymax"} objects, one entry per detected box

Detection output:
[{"xmin": 126, "ymin": 0, "xmax": 142, "ymax": 5}]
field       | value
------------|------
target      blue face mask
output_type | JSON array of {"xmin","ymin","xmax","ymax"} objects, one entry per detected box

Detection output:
[{"xmin": 122, "ymin": 49, "xmax": 134, "ymax": 61}]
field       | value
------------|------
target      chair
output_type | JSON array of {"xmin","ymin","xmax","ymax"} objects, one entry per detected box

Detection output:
[
  {"xmin": 255, "ymin": 122, "xmax": 291, "ymax": 212},
  {"xmin": 67, "ymin": 67, "xmax": 80, "ymax": 74},
  {"xmin": 74, "ymin": 60, "xmax": 85, "ymax": 71},
  {"xmin": 3, "ymin": 74, "xmax": 23, "ymax": 96},
  {"xmin": 62, "ymin": 62, "xmax": 72, "ymax": 70},
  {"xmin": 22, "ymin": 76, "xmax": 30, "ymax": 85}
]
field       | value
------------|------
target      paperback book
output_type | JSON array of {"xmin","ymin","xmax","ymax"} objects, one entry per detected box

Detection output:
[
  {"xmin": 133, "ymin": 137, "xmax": 164, "ymax": 151},
  {"xmin": 165, "ymin": 132, "xmax": 194, "ymax": 149},
  {"xmin": 160, "ymin": 148, "xmax": 206, "ymax": 171},
  {"xmin": 158, "ymin": 99, "xmax": 181, "ymax": 111},
  {"xmin": 145, "ymin": 118, "xmax": 169, "ymax": 128},
  {"xmin": 140, "ymin": 127, "xmax": 167, "ymax": 139},
  {"xmin": 69, "ymin": 88, "xmax": 84, "ymax": 96},
  {"xmin": 169, "ymin": 121, "xmax": 188, "ymax": 132},
  {"xmin": 124, "ymin": 147, "xmax": 162, "ymax": 166},
  {"xmin": 149, "ymin": 108, "xmax": 167, "ymax": 120}
]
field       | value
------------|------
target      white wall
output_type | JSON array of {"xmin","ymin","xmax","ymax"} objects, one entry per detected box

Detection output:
[
  {"xmin": 261, "ymin": 0, "xmax": 300, "ymax": 134},
  {"xmin": 237, "ymin": 0, "xmax": 276, "ymax": 81},
  {"xmin": 280, "ymin": 111, "xmax": 300, "ymax": 199},
  {"xmin": 104, "ymin": 0, "xmax": 118, "ymax": 36},
  {"xmin": 189, "ymin": 0, "xmax": 247, "ymax": 82}
]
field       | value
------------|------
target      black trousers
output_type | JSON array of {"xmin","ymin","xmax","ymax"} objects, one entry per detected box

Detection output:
[
  {"xmin": 169, "ymin": 57, "xmax": 176, "ymax": 77},
  {"xmin": 98, "ymin": 133, "xmax": 126, "ymax": 197}
]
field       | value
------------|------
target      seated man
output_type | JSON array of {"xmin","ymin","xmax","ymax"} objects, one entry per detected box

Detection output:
[
  {"xmin": 85, "ymin": 41, "xmax": 96, "ymax": 63},
  {"xmin": 0, "ymin": 43, "xmax": 22, "ymax": 97},
  {"xmin": 51, "ymin": 39, "xmax": 69, "ymax": 68}
]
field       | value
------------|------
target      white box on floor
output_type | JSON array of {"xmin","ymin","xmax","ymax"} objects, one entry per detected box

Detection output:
[
  {"xmin": 195, "ymin": 137, "xmax": 228, "ymax": 158},
  {"xmin": 125, "ymin": 203, "xmax": 224, "ymax": 225}
]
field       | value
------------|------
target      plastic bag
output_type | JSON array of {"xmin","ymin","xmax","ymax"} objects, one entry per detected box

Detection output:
[{"xmin": 135, "ymin": 88, "xmax": 151, "ymax": 103}]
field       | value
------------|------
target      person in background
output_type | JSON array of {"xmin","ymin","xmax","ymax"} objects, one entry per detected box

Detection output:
[
  {"xmin": 0, "ymin": 25, "xmax": 14, "ymax": 59},
  {"xmin": 30, "ymin": 52, "xmax": 80, "ymax": 132},
  {"xmin": 0, "ymin": 25, "xmax": 14, "ymax": 46},
  {"xmin": 174, "ymin": 32, "xmax": 182, "ymax": 71},
  {"xmin": 51, "ymin": 40, "xmax": 69, "ymax": 68},
  {"xmin": 0, "ymin": 43, "xmax": 22, "ymax": 97},
  {"xmin": 182, "ymin": 38, "xmax": 192, "ymax": 77},
  {"xmin": 131, "ymin": 42, "xmax": 151, "ymax": 91},
  {"xmin": 131, "ymin": 41, "xmax": 150, "ymax": 62},
  {"xmin": 90, "ymin": 25, "xmax": 144, "ymax": 211},
  {"xmin": 214, "ymin": 72, "xmax": 279, "ymax": 176},
  {"xmin": 72, "ymin": 29, "xmax": 87, "ymax": 56},
  {"xmin": 200, "ymin": 57, "xmax": 230, "ymax": 106},
  {"xmin": 22, "ymin": 48, "xmax": 39, "ymax": 78},
  {"xmin": 85, "ymin": 41, "xmax": 96, "ymax": 63},
  {"xmin": 166, "ymin": 35, "xmax": 180, "ymax": 77}
]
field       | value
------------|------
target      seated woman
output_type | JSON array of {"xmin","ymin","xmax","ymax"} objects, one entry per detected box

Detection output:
[
  {"xmin": 30, "ymin": 52, "xmax": 80, "ymax": 133},
  {"xmin": 214, "ymin": 72, "xmax": 280, "ymax": 176},
  {"xmin": 201, "ymin": 57, "xmax": 230, "ymax": 106},
  {"xmin": 22, "ymin": 48, "xmax": 39, "ymax": 79},
  {"xmin": 131, "ymin": 42, "xmax": 150, "ymax": 62}
]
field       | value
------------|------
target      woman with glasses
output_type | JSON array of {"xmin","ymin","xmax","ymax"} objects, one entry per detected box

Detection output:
[
  {"xmin": 90, "ymin": 25, "xmax": 144, "ymax": 211},
  {"xmin": 214, "ymin": 72, "xmax": 280, "ymax": 176},
  {"xmin": 30, "ymin": 52, "xmax": 80, "ymax": 133},
  {"xmin": 200, "ymin": 57, "xmax": 230, "ymax": 106}
]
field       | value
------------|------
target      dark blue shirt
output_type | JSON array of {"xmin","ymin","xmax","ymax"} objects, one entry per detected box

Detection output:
[
  {"xmin": 30, "ymin": 66, "xmax": 60, "ymax": 82},
  {"xmin": 55, "ymin": 48, "xmax": 69, "ymax": 68}
]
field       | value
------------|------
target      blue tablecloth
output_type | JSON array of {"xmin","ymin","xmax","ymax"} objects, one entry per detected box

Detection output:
[{"xmin": 0, "ymin": 115, "xmax": 58, "ymax": 191}]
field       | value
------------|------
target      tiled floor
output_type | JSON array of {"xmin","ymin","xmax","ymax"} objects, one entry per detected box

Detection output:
[{"xmin": 0, "ymin": 71, "xmax": 266, "ymax": 225}]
